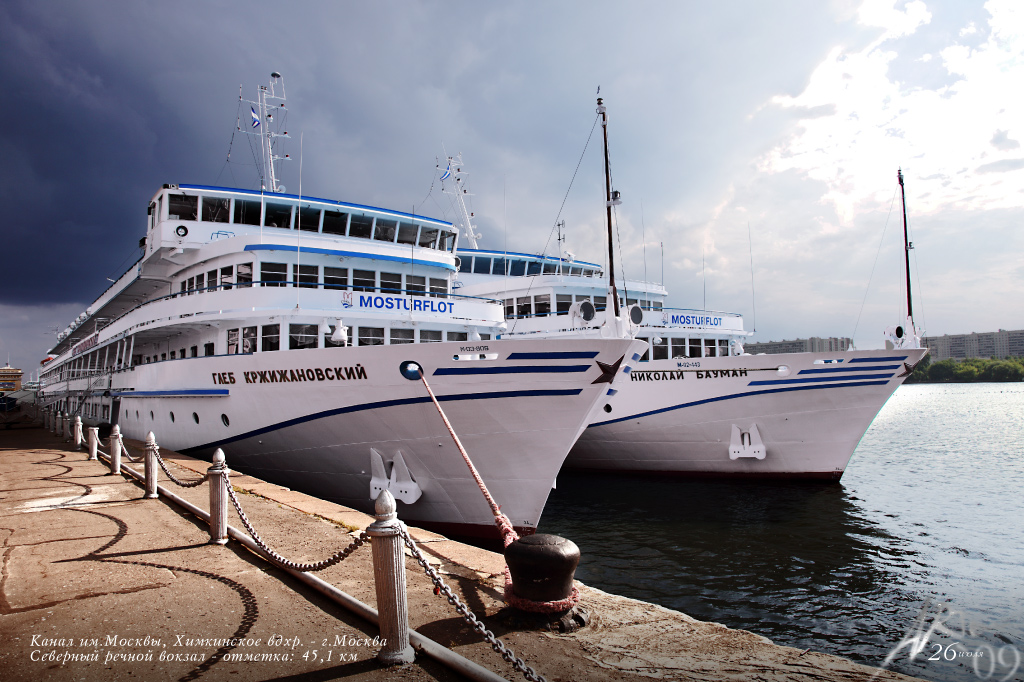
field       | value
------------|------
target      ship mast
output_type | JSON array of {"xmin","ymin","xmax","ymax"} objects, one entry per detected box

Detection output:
[
  {"xmin": 897, "ymin": 168, "xmax": 914, "ymax": 330},
  {"xmin": 241, "ymin": 72, "xmax": 290, "ymax": 193},
  {"xmin": 440, "ymin": 154, "xmax": 479, "ymax": 250},
  {"xmin": 597, "ymin": 97, "xmax": 622, "ymax": 318}
]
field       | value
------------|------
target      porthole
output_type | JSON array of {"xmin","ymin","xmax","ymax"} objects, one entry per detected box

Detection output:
[
  {"xmin": 150, "ymin": 411, "xmax": 154, "ymax": 420},
  {"xmin": 221, "ymin": 414, "xmax": 230, "ymax": 427},
  {"xmin": 175, "ymin": 225, "xmax": 189, "ymax": 237},
  {"xmin": 169, "ymin": 412, "xmax": 175, "ymax": 423},
  {"xmin": 603, "ymin": 404, "xmax": 612, "ymax": 413},
  {"xmin": 192, "ymin": 412, "xmax": 199, "ymax": 424},
  {"xmin": 136, "ymin": 410, "xmax": 139, "ymax": 419}
]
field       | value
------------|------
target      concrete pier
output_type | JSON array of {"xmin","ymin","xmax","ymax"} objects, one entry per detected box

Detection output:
[{"xmin": 0, "ymin": 426, "xmax": 924, "ymax": 681}]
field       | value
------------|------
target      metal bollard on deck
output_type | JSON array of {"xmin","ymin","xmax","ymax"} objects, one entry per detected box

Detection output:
[
  {"xmin": 207, "ymin": 449, "xmax": 229, "ymax": 545},
  {"xmin": 87, "ymin": 427, "xmax": 99, "ymax": 460},
  {"xmin": 73, "ymin": 416, "xmax": 83, "ymax": 450},
  {"xmin": 109, "ymin": 424, "xmax": 122, "ymax": 475},
  {"xmin": 144, "ymin": 431, "xmax": 159, "ymax": 499},
  {"xmin": 367, "ymin": 489, "xmax": 416, "ymax": 665}
]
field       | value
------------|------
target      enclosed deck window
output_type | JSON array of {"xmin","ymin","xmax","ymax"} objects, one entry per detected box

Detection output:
[
  {"xmin": 418, "ymin": 227, "xmax": 439, "ymax": 249},
  {"xmin": 220, "ymin": 266, "xmax": 234, "ymax": 291},
  {"xmin": 261, "ymin": 262, "xmax": 287, "ymax": 287},
  {"xmin": 352, "ymin": 270, "xmax": 375, "ymax": 292},
  {"xmin": 324, "ymin": 267, "xmax": 348, "ymax": 289},
  {"xmin": 202, "ymin": 197, "xmax": 230, "ymax": 223},
  {"xmin": 406, "ymin": 275, "xmax": 425, "ymax": 296},
  {"xmin": 237, "ymin": 263, "xmax": 253, "ymax": 288},
  {"xmin": 262, "ymin": 324, "xmax": 280, "ymax": 352},
  {"xmin": 439, "ymin": 230, "xmax": 456, "ymax": 252},
  {"xmin": 168, "ymin": 194, "xmax": 198, "ymax": 221},
  {"xmin": 473, "ymin": 257, "xmax": 492, "ymax": 274},
  {"xmin": 390, "ymin": 329, "xmax": 413, "ymax": 344},
  {"xmin": 516, "ymin": 297, "xmax": 532, "ymax": 317},
  {"xmin": 234, "ymin": 199, "xmax": 262, "ymax": 226},
  {"xmin": 242, "ymin": 327, "xmax": 257, "ymax": 353},
  {"xmin": 492, "ymin": 258, "xmax": 507, "ymax": 276},
  {"xmin": 671, "ymin": 338, "xmax": 687, "ymax": 359},
  {"xmin": 446, "ymin": 331, "xmax": 467, "ymax": 342},
  {"xmin": 358, "ymin": 327, "xmax": 384, "ymax": 346},
  {"xmin": 396, "ymin": 222, "xmax": 418, "ymax": 245},
  {"xmin": 380, "ymin": 272, "xmax": 402, "ymax": 293},
  {"xmin": 420, "ymin": 330, "xmax": 442, "ymax": 343},
  {"xmin": 374, "ymin": 218, "xmax": 397, "ymax": 242},
  {"xmin": 195, "ymin": 272, "xmax": 205, "ymax": 292},
  {"xmin": 264, "ymin": 203, "xmax": 292, "ymax": 228},
  {"xmin": 290, "ymin": 324, "xmax": 319, "ymax": 350},
  {"xmin": 534, "ymin": 294, "xmax": 551, "ymax": 316},
  {"xmin": 509, "ymin": 260, "xmax": 526, "ymax": 277},
  {"xmin": 652, "ymin": 337, "xmax": 669, "ymax": 360},
  {"xmin": 543, "ymin": 262, "xmax": 557, "ymax": 275},
  {"xmin": 688, "ymin": 339, "xmax": 702, "ymax": 358},
  {"xmin": 349, "ymin": 215, "xmax": 373, "ymax": 239},
  {"xmin": 594, "ymin": 295, "xmax": 607, "ymax": 311},
  {"xmin": 322, "ymin": 210, "xmax": 348, "ymax": 235},
  {"xmin": 297, "ymin": 264, "xmax": 318, "ymax": 289},
  {"xmin": 429, "ymin": 278, "xmax": 447, "ymax": 298},
  {"xmin": 527, "ymin": 261, "xmax": 542, "ymax": 276},
  {"xmin": 719, "ymin": 339, "xmax": 730, "ymax": 356},
  {"xmin": 227, "ymin": 329, "xmax": 239, "ymax": 355},
  {"xmin": 556, "ymin": 295, "xmax": 572, "ymax": 315},
  {"xmin": 704, "ymin": 339, "xmax": 717, "ymax": 357},
  {"xmin": 297, "ymin": 206, "xmax": 321, "ymax": 232},
  {"xmin": 204, "ymin": 342, "xmax": 215, "ymax": 356}
]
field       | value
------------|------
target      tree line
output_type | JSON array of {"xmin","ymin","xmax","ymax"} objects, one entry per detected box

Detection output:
[{"xmin": 903, "ymin": 355, "xmax": 1024, "ymax": 383}]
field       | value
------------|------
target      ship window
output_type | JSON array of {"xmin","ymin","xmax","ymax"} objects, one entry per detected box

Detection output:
[
  {"xmin": 390, "ymin": 328, "xmax": 414, "ymax": 344},
  {"xmin": 297, "ymin": 264, "xmax": 318, "ymax": 289},
  {"xmin": 652, "ymin": 337, "xmax": 669, "ymax": 360},
  {"xmin": 227, "ymin": 329, "xmax": 239, "ymax": 355},
  {"xmin": 195, "ymin": 272, "xmax": 205, "ymax": 293},
  {"xmin": 236, "ymin": 262, "xmax": 253, "ymax": 288},
  {"xmin": 208, "ymin": 269, "xmax": 218, "ymax": 290},
  {"xmin": 262, "ymin": 324, "xmax": 280, "ymax": 352},
  {"xmin": 187, "ymin": 276, "xmax": 195, "ymax": 294},
  {"xmin": 626, "ymin": 299, "xmax": 637, "ymax": 307},
  {"xmin": 170, "ymin": 350, "xmax": 176, "ymax": 359},
  {"xmin": 322, "ymin": 210, "xmax": 348, "ymax": 235},
  {"xmin": 406, "ymin": 275, "xmax": 425, "ymax": 296},
  {"xmin": 179, "ymin": 348, "xmax": 185, "ymax": 360},
  {"xmin": 204, "ymin": 342, "xmax": 214, "ymax": 356},
  {"xmin": 241, "ymin": 327, "xmax": 256, "ymax": 353},
  {"xmin": 297, "ymin": 206, "xmax": 321, "ymax": 232},
  {"xmin": 358, "ymin": 327, "xmax": 384, "ymax": 346},
  {"xmin": 202, "ymin": 197, "xmax": 230, "ymax": 223},
  {"xmin": 473, "ymin": 257, "xmax": 492, "ymax": 274},
  {"xmin": 352, "ymin": 269, "xmax": 375, "ymax": 292},
  {"xmin": 420, "ymin": 330, "xmax": 442, "ymax": 343},
  {"xmin": 439, "ymin": 230, "xmax": 455, "ymax": 252},
  {"xmin": 179, "ymin": 281, "xmax": 186, "ymax": 297},
  {"xmin": 374, "ymin": 218, "xmax": 397, "ymax": 242},
  {"xmin": 570, "ymin": 267, "xmax": 582, "ymax": 276},
  {"xmin": 193, "ymin": 412, "xmax": 199, "ymax": 424},
  {"xmin": 289, "ymin": 324, "xmax": 319, "ymax": 350},
  {"xmin": 221, "ymin": 414, "xmax": 230, "ymax": 427},
  {"xmin": 220, "ymin": 266, "xmax": 234, "ymax": 291},
  {"xmin": 261, "ymin": 262, "xmax": 287, "ymax": 287},
  {"xmin": 527, "ymin": 261, "xmax": 542, "ymax": 276},
  {"xmin": 234, "ymin": 199, "xmax": 262, "ymax": 226},
  {"xmin": 396, "ymin": 222, "xmax": 418, "ymax": 245},
  {"xmin": 504, "ymin": 299, "xmax": 514, "ymax": 317},
  {"xmin": 429, "ymin": 278, "xmax": 447, "ymax": 298},
  {"xmin": 671, "ymin": 338, "xmax": 687, "ymax": 359},
  {"xmin": 264, "ymin": 203, "xmax": 292, "ymax": 228},
  {"xmin": 534, "ymin": 294, "xmax": 551, "ymax": 316},
  {"xmin": 492, "ymin": 258, "xmax": 507, "ymax": 275},
  {"xmin": 480, "ymin": 333, "xmax": 491, "ymax": 340},
  {"xmin": 190, "ymin": 346, "xmax": 198, "ymax": 358},
  {"xmin": 380, "ymin": 272, "xmax": 402, "ymax": 293},
  {"xmin": 556, "ymin": 294, "xmax": 572, "ymax": 315},
  {"xmin": 324, "ymin": 267, "xmax": 348, "ymax": 289},
  {"xmin": 719, "ymin": 339, "xmax": 730, "ymax": 356},
  {"xmin": 689, "ymin": 338, "xmax": 701, "ymax": 358},
  {"xmin": 447, "ymin": 332, "xmax": 468, "ymax": 342},
  {"xmin": 324, "ymin": 324, "xmax": 346, "ymax": 347},
  {"xmin": 594, "ymin": 296, "xmax": 607, "ymax": 311},
  {"xmin": 704, "ymin": 339, "xmax": 717, "ymax": 357},
  {"xmin": 637, "ymin": 338, "xmax": 650, "ymax": 362},
  {"xmin": 349, "ymin": 214, "xmax": 373, "ymax": 239},
  {"xmin": 418, "ymin": 227, "xmax": 438, "ymax": 249},
  {"xmin": 516, "ymin": 297, "xmax": 532, "ymax": 317},
  {"xmin": 161, "ymin": 353, "xmax": 167, "ymax": 361},
  {"xmin": 168, "ymin": 194, "xmax": 198, "ymax": 220},
  {"xmin": 509, "ymin": 260, "xmax": 526, "ymax": 276},
  {"xmin": 543, "ymin": 262, "xmax": 556, "ymax": 274}
]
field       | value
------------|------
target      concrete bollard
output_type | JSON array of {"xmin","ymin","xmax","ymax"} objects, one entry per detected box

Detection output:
[
  {"xmin": 73, "ymin": 416, "xmax": 83, "ymax": 450},
  {"xmin": 367, "ymin": 490, "xmax": 415, "ymax": 665},
  {"xmin": 207, "ymin": 449, "xmax": 229, "ymax": 545},
  {"xmin": 87, "ymin": 427, "xmax": 99, "ymax": 461},
  {"xmin": 63, "ymin": 412, "xmax": 71, "ymax": 439},
  {"xmin": 55, "ymin": 411, "xmax": 62, "ymax": 436},
  {"xmin": 144, "ymin": 431, "xmax": 159, "ymax": 499},
  {"xmin": 109, "ymin": 424, "xmax": 122, "ymax": 475}
]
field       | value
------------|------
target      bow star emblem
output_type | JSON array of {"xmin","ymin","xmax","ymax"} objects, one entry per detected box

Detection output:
[{"xmin": 592, "ymin": 355, "xmax": 624, "ymax": 384}]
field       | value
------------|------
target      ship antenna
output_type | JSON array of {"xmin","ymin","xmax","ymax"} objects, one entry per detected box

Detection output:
[
  {"xmin": 440, "ymin": 153, "xmax": 479, "ymax": 249},
  {"xmin": 897, "ymin": 168, "xmax": 914, "ymax": 332},
  {"xmin": 597, "ymin": 96, "xmax": 621, "ymax": 318},
  {"xmin": 241, "ymin": 72, "xmax": 289, "ymax": 194}
]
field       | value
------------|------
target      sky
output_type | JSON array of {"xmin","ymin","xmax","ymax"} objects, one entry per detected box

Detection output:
[{"xmin": 2, "ymin": 0, "xmax": 1022, "ymax": 377}]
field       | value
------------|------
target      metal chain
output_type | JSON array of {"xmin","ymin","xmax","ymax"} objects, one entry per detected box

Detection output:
[
  {"xmin": 222, "ymin": 474, "xmax": 368, "ymax": 572},
  {"xmin": 117, "ymin": 434, "xmax": 139, "ymax": 462},
  {"xmin": 399, "ymin": 527, "xmax": 546, "ymax": 682},
  {"xmin": 152, "ymin": 448, "xmax": 207, "ymax": 488}
]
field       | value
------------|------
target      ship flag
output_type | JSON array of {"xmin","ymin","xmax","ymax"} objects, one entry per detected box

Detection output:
[
  {"xmin": 440, "ymin": 160, "xmax": 451, "ymax": 182},
  {"xmin": 250, "ymin": 107, "xmax": 261, "ymax": 128}
]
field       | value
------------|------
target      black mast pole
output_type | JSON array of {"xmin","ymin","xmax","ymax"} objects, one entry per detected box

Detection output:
[
  {"xmin": 897, "ymin": 168, "xmax": 913, "ymax": 324},
  {"xmin": 598, "ymin": 97, "xmax": 620, "ymax": 317}
]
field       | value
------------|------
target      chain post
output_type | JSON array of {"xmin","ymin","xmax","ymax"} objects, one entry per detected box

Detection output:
[
  {"xmin": 109, "ymin": 424, "xmax": 122, "ymax": 474},
  {"xmin": 73, "ymin": 416, "xmax": 83, "ymax": 450},
  {"xmin": 87, "ymin": 427, "xmax": 99, "ymax": 461},
  {"xmin": 54, "ymin": 411, "xmax": 61, "ymax": 436},
  {"xmin": 63, "ymin": 412, "xmax": 71, "ymax": 440},
  {"xmin": 208, "ymin": 449, "xmax": 229, "ymax": 545},
  {"xmin": 144, "ymin": 431, "xmax": 159, "ymax": 499},
  {"xmin": 367, "ymin": 490, "xmax": 415, "ymax": 665}
]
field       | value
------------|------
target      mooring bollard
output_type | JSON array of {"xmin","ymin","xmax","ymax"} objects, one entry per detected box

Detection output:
[
  {"xmin": 63, "ymin": 412, "xmax": 71, "ymax": 439},
  {"xmin": 208, "ymin": 449, "xmax": 228, "ymax": 545},
  {"xmin": 87, "ymin": 427, "xmax": 99, "ymax": 461},
  {"xmin": 73, "ymin": 416, "xmax": 83, "ymax": 450},
  {"xmin": 109, "ymin": 424, "xmax": 122, "ymax": 475},
  {"xmin": 144, "ymin": 431, "xmax": 159, "ymax": 499},
  {"xmin": 505, "ymin": 533, "xmax": 581, "ymax": 602},
  {"xmin": 54, "ymin": 411, "xmax": 62, "ymax": 436},
  {"xmin": 367, "ymin": 489, "xmax": 415, "ymax": 665}
]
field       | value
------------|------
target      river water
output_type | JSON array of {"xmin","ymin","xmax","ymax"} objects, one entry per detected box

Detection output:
[{"xmin": 540, "ymin": 383, "xmax": 1024, "ymax": 682}]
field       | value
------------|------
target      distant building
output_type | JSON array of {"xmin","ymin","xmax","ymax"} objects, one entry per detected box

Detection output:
[
  {"xmin": 745, "ymin": 337, "xmax": 853, "ymax": 355},
  {"xmin": 0, "ymin": 364, "xmax": 23, "ymax": 392},
  {"xmin": 922, "ymin": 329, "xmax": 1024, "ymax": 361}
]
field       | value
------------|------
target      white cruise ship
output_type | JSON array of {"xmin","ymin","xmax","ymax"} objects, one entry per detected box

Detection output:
[
  {"xmin": 38, "ymin": 75, "xmax": 642, "ymax": 537},
  {"xmin": 448, "ymin": 97, "xmax": 927, "ymax": 480}
]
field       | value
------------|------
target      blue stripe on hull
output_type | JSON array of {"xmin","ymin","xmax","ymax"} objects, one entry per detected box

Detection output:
[
  {"xmin": 433, "ymin": 365, "xmax": 590, "ymax": 376},
  {"xmin": 588, "ymin": 380, "xmax": 892, "ymax": 427},
  {"xmin": 848, "ymin": 356, "xmax": 908, "ymax": 363},
  {"xmin": 749, "ymin": 373, "xmax": 895, "ymax": 386},
  {"xmin": 506, "ymin": 351, "xmax": 600, "ymax": 360},
  {"xmin": 798, "ymin": 365, "xmax": 900, "ymax": 374}
]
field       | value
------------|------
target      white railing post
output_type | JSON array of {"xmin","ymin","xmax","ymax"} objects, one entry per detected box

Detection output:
[
  {"xmin": 109, "ymin": 424, "xmax": 122, "ymax": 475},
  {"xmin": 367, "ymin": 490, "xmax": 415, "ymax": 665},
  {"xmin": 88, "ymin": 427, "xmax": 99, "ymax": 461},
  {"xmin": 63, "ymin": 412, "xmax": 71, "ymax": 439},
  {"xmin": 73, "ymin": 416, "xmax": 83, "ymax": 450},
  {"xmin": 208, "ymin": 449, "xmax": 229, "ymax": 545},
  {"xmin": 144, "ymin": 431, "xmax": 158, "ymax": 499},
  {"xmin": 55, "ymin": 411, "xmax": 62, "ymax": 436}
]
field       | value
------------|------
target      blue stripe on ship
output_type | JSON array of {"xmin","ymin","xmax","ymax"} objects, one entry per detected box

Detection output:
[
  {"xmin": 749, "ymin": 373, "xmax": 895, "ymax": 386},
  {"xmin": 506, "ymin": 351, "xmax": 599, "ymax": 360},
  {"xmin": 589, "ymin": 380, "xmax": 891, "ymax": 427},
  {"xmin": 182, "ymin": 388, "xmax": 582, "ymax": 453},
  {"xmin": 798, "ymin": 365, "xmax": 901, "ymax": 374},
  {"xmin": 111, "ymin": 389, "xmax": 230, "ymax": 397},
  {"xmin": 434, "ymin": 365, "xmax": 590, "ymax": 376},
  {"xmin": 244, "ymin": 244, "xmax": 454, "ymax": 271},
  {"xmin": 848, "ymin": 356, "xmax": 908, "ymax": 363}
]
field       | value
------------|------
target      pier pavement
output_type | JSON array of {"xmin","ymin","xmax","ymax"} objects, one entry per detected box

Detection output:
[{"xmin": 1, "ymin": 425, "xmax": 924, "ymax": 681}]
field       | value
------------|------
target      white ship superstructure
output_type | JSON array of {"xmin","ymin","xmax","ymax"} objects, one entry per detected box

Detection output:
[{"xmin": 38, "ymin": 75, "xmax": 642, "ymax": 536}]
